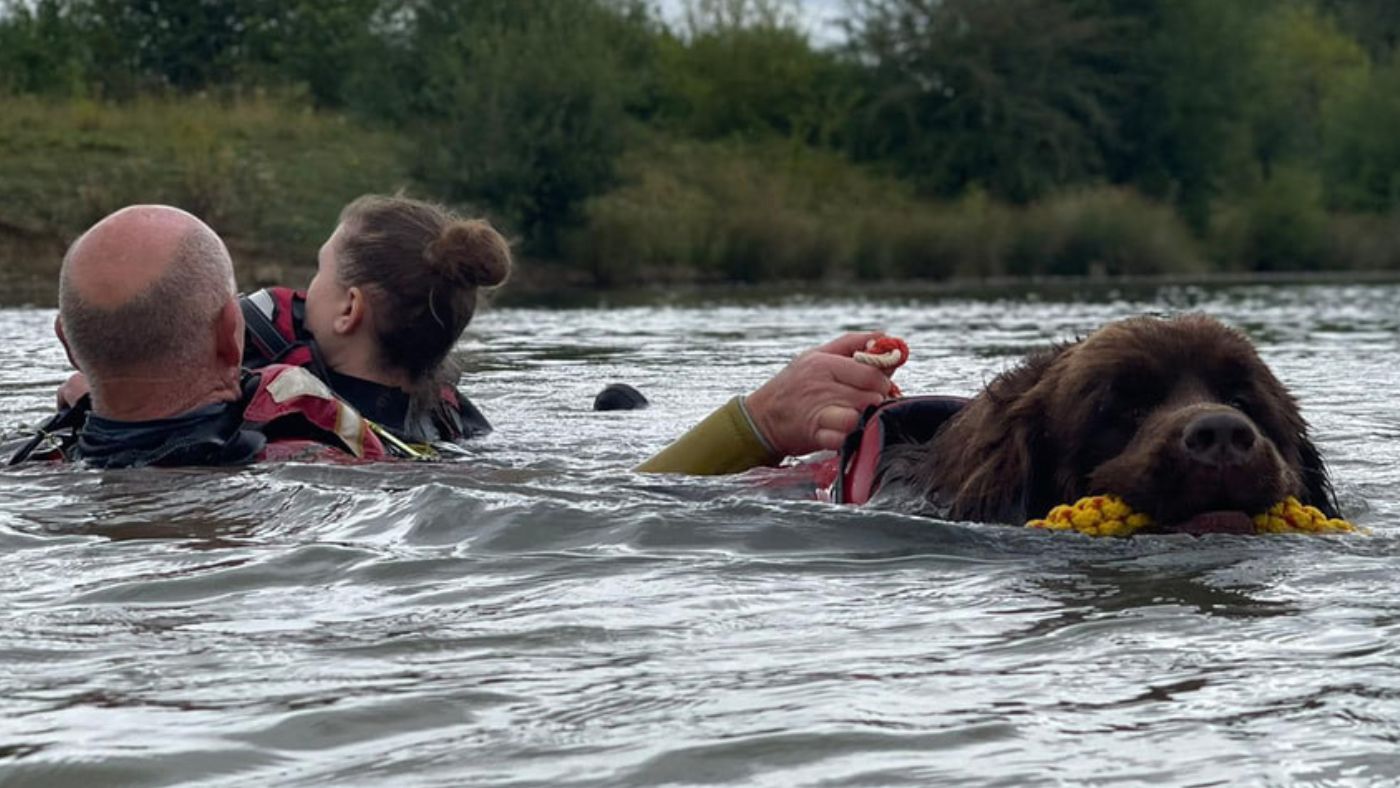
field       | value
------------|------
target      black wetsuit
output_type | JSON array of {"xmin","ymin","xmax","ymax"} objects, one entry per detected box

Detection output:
[{"xmin": 7, "ymin": 367, "xmax": 380, "ymax": 468}]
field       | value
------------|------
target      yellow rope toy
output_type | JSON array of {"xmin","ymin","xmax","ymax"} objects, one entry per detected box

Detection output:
[{"xmin": 1026, "ymin": 495, "xmax": 1361, "ymax": 538}]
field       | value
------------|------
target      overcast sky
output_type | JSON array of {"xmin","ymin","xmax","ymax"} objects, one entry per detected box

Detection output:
[{"xmin": 655, "ymin": 0, "xmax": 852, "ymax": 43}]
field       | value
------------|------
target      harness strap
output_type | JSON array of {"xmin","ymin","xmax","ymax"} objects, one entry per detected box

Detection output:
[
  {"xmin": 240, "ymin": 290, "xmax": 292, "ymax": 363},
  {"xmin": 365, "ymin": 420, "xmax": 438, "ymax": 461},
  {"xmin": 240, "ymin": 289, "xmax": 333, "ymax": 383},
  {"xmin": 830, "ymin": 395, "xmax": 969, "ymax": 505},
  {"xmin": 6, "ymin": 396, "xmax": 90, "ymax": 465}
]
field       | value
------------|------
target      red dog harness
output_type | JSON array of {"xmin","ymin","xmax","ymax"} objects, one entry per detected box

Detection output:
[{"xmin": 824, "ymin": 395, "xmax": 968, "ymax": 504}]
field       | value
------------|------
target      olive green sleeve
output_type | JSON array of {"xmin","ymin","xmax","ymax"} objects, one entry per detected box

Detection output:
[{"xmin": 636, "ymin": 396, "xmax": 783, "ymax": 475}]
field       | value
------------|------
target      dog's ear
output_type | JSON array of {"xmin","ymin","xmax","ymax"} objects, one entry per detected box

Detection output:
[
  {"xmin": 915, "ymin": 345, "xmax": 1064, "ymax": 524},
  {"xmin": 942, "ymin": 407, "xmax": 1048, "ymax": 524},
  {"xmin": 1297, "ymin": 433, "xmax": 1340, "ymax": 518}
]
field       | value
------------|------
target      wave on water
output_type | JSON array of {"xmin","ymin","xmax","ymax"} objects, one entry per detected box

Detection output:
[{"xmin": 3, "ymin": 287, "xmax": 1399, "ymax": 786}]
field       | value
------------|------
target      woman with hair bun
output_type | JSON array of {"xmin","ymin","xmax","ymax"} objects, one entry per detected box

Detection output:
[{"xmin": 241, "ymin": 194, "xmax": 511, "ymax": 454}]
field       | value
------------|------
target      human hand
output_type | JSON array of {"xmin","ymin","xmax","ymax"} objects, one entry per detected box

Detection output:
[
  {"xmin": 745, "ymin": 332, "xmax": 893, "ymax": 457},
  {"xmin": 57, "ymin": 372, "xmax": 89, "ymax": 410}
]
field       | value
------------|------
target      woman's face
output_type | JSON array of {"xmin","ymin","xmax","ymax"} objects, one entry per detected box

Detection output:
[{"xmin": 304, "ymin": 223, "xmax": 350, "ymax": 346}]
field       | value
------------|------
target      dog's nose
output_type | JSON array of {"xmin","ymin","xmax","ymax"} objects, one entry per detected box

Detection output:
[{"xmin": 1182, "ymin": 412, "xmax": 1258, "ymax": 466}]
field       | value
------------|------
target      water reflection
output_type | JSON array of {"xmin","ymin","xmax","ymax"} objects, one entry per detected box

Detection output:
[
  {"xmin": 1035, "ymin": 556, "xmax": 1299, "ymax": 620},
  {"xmin": 2, "ymin": 284, "xmax": 1399, "ymax": 785}
]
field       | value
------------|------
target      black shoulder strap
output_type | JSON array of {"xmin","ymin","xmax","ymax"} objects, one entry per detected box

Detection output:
[
  {"xmin": 6, "ymin": 395, "xmax": 91, "ymax": 465},
  {"xmin": 240, "ymin": 289, "xmax": 292, "ymax": 364}
]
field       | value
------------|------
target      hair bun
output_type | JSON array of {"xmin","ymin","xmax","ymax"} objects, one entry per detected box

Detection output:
[{"xmin": 426, "ymin": 219, "xmax": 511, "ymax": 288}]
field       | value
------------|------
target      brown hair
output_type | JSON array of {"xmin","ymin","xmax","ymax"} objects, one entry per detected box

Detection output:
[{"xmin": 335, "ymin": 194, "xmax": 511, "ymax": 383}]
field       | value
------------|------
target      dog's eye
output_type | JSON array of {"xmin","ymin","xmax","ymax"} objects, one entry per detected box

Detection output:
[
  {"xmin": 1097, "ymin": 396, "xmax": 1147, "ymax": 425},
  {"xmin": 1106, "ymin": 377, "xmax": 1158, "ymax": 420},
  {"xmin": 1228, "ymin": 395, "xmax": 1250, "ymax": 412}
]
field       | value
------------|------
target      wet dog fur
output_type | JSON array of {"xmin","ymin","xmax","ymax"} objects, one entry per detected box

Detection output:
[{"xmin": 877, "ymin": 314, "xmax": 1339, "ymax": 532}]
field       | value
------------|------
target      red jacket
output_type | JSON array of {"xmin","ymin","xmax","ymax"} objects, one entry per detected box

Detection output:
[{"xmin": 240, "ymin": 287, "xmax": 491, "ymax": 444}]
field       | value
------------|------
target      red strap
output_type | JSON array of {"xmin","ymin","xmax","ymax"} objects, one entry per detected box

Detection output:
[{"xmin": 841, "ymin": 414, "xmax": 888, "ymax": 505}]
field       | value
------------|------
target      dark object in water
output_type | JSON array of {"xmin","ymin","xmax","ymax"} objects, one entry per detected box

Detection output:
[{"xmin": 594, "ymin": 383, "xmax": 649, "ymax": 411}]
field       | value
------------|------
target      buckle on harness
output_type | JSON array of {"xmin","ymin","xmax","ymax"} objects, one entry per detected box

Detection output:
[{"xmin": 366, "ymin": 420, "xmax": 438, "ymax": 461}]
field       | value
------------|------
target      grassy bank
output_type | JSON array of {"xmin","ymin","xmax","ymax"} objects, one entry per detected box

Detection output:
[
  {"xmin": 6, "ymin": 96, "xmax": 1400, "ymax": 298},
  {"xmin": 0, "ymin": 94, "xmax": 410, "ymax": 289},
  {"xmin": 567, "ymin": 137, "xmax": 1208, "ymax": 286}
]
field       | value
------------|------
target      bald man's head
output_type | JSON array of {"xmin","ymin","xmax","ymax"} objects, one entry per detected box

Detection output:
[{"xmin": 58, "ymin": 205, "xmax": 238, "ymax": 375}]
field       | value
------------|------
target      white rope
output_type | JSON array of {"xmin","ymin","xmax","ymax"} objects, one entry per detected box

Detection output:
[{"xmin": 852, "ymin": 347, "xmax": 902, "ymax": 369}]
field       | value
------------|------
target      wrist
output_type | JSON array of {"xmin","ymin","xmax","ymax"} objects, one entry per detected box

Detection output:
[
  {"xmin": 736, "ymin": 394, "xmax": 779, "ymax": 456},
  {"xmin": 743, "ymin": 383, "xmax": 788, "ymax": 454}
]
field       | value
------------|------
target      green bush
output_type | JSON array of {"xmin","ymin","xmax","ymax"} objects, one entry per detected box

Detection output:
[
  {"xmin": 565, "ymin": 137, "xmax": 938, "ymax": 285},
  {"xmin": 0, "ymin": 0, "xmax": 90, "ymax": 97},
  {"xmin": 567, "ymin": 143, "xmax": 1202, "ymax": 284},
  {"xmin": 653, "ymin": 18, "xmax": 857, "ymax": 146},
  {"xmin": 1325, "ymin": 62, "xmax": 1400, "ymax": 213},
  {"xmin": 1007, "ymin": 188, "xmax": 1205, "ymax": 277},
  {"xmin": 1211, "ymin": 167, "xmax": 1329, "ymax": 271},
  {"xmin": 851, "ymin": 192, "xmax": 1014, "ymax": 281},
  {"xmin": 12, "ymin": 0, "xmax": 1400, "ymax": 287},
  {"xmin": 1324, "ymin": 212, "xmax": 1400, "ymax": 270},
  {"xmin": 394, "ymin": 0, "xmax": 650, "ymax": 255}
]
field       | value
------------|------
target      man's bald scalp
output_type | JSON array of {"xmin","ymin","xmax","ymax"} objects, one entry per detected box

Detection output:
[{"xmin": 59, "ymin": 218, "xmax": 236, "ymax": 374}]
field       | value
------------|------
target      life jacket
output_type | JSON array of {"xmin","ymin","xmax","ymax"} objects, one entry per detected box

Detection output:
[
  {"xmin": 239, "ymin": 287, "xmax": 492, "ymax": 448},
  {"xmin": 240, "ymin": 287, "xmax": 325, "ymax": 376},
  {"xmin": 824, "ymin": 395, "xmax": 968, "ymax": 505},
  {"xmin": 243, "ymin": 364, "xmax": 388, "ymax": 464},
  {"xmin": 5, "ymin": 365, "xmax": 386, "ymax": 468}
]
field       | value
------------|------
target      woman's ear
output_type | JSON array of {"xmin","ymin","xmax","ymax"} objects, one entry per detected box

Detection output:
[{"xmin": 334, "ymin": 285, "xmax": 367, "ymax": 335}]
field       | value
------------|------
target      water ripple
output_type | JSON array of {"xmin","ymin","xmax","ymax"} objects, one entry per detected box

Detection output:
[{"xmin": 3, "ymin": 286, "xmax": 1399, "ymax": 786}]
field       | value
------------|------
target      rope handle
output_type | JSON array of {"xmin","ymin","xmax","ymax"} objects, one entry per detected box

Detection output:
[{"xmin": 852, "ymin": 337, "xmax": 909, "ymax": 398}]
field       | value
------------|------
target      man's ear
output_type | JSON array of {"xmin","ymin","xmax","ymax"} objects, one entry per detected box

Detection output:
[
  {"xmin": 54, "ymin": 315, "xmax": 81, "ymax": 371},
  {"xmin": 334, "ymin": 285, "xmax": 367, "ymax": 335},
  {"xmin": 215, "ymin": 299, "xmax": 244, "ymax": 368}
]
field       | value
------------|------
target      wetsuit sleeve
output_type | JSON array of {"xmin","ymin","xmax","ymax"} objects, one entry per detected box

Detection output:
[{"xmin": 636, "ymin": 396, "xmax": 783, "ymax": 475}]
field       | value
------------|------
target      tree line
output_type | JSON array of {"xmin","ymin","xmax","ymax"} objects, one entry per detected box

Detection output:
[{"xmin": 4, "ymin": 0, "xmax": 1400, "ymax": 279}]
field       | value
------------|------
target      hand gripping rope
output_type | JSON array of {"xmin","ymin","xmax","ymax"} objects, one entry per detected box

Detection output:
[{"xmin": 852, "ymin": 337, "xmax": 909, "ymax": 398}]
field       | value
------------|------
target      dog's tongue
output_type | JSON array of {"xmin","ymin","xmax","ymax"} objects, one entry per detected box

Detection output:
[{"xmin": 1172, "ymin": 511, "xmax": 1256, "ymax": 536}]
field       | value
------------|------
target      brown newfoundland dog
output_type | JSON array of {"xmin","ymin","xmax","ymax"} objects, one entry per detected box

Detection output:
[{"xmin": 877, "ymin": 314, "xmax": 1339, "ymax": 534}]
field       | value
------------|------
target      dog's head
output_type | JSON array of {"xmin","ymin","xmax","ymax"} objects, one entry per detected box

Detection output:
[{"xmin": 890, "ymin": 314, "xmax": 1337, "ymax": 532}]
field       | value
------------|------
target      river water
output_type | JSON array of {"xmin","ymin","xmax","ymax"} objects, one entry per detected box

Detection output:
[{"xmin": 1, "ymin": 283, "xmax": 1398, "ymax": 786}]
